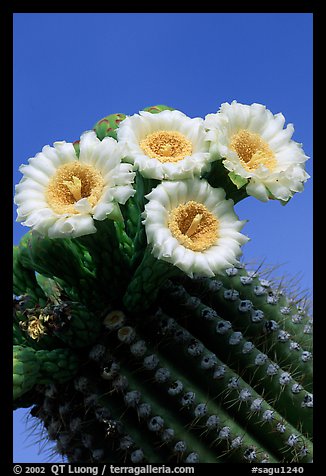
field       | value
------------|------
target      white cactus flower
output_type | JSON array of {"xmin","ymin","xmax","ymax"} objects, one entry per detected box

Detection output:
[
  {"xmin": 117, "ymin": 109, "xmax": 211, "ymax": 180},
  {"xmin": 14, "ymin": 131, "xmax": 135, "ymax": 238},
  {"xmin": 205, "ymin": 101, "xmax": 310, "ymax": 203},
  {"xmin": 142, "ymin": 178, "xmax": 249, "ymax": 277}
]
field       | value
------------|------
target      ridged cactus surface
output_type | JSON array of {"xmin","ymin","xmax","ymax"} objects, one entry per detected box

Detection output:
[{"xmin": 13, "ymin": 103, "xmax": 312, "ymax": 464}]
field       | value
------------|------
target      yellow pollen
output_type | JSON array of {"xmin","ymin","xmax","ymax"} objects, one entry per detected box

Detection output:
[
  {"xmin": 46, "ymin": 162, "xmax": 104, "ymax": 214},
  {"xmin": 20, "ymin": 316, "xmax": 47, "ymax": 341},
  {"xmin": 230, "ymin": 129, "xmax": 277, "ymax": 172},
  {"xmin": 140, "ymin": 130, "xmax": 193, "ymax": 163},
  {"xmin": 168, "ymin": 201, "xmax": 219, "ymax": 252},
  {"xmin": 161, "ymin": 144, "xmax": 173, "ymax": 156}
]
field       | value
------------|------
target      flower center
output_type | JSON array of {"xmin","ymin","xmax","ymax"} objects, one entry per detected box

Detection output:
[
  {"xmin": 230, "ymin": 129, "xmax": 277, "ymax": 171},
  {"xmin": 46, "ymin": 162, "xmax": 104, "ymax": 214},
  {"xmin": 140, "ymin": 130, "xmax": 193, "ymax": 163},
  {"xmin": 168, "ymin": 201, "xmax": 219, "ymax": 252}
]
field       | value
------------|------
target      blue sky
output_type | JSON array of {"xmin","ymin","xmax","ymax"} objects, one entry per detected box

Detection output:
[{"xmin": 13, "ymin": 13, "xmax": 313, "ymax": 462}]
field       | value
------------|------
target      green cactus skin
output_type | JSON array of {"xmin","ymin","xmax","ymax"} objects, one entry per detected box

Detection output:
[
  {"xmin": 76, "ymin": 219, "xmax": 132, "ymax": 308},
  {"xmin": 177, "ymin": 271, "xmax": 313, "ymax": 389},
  {"xmin": 143, "ymin": 105, "xmax": 175, "ymax": 114},
  {"xmin": 13, "ymin": 269, "xmax": 313, "ymax": 463},
  {"xmin": 14, "ymin": 266, "xmax": 312, "ymax": 463},
  {"xmin": 18, "ymin": 232, "xmax": 98, "ymax": 307},
  {"xmin": 73, "ymin": 140, "xmax": 80, "ymax": 157},
  {"xmin": 13, "ymin": 245, "xmax": 47, "ymax": 306},
  {"xmin": 204, "ymin": 159, "xmax": 249, "ymax": 204},
  {"xmin": 93, "ymin": 113, "xmax": 126, "ymax": 141},
  {"xmin": 13, "ymin": 106, "xmax": 312, "ymax": 464},
  {"xmin": 13, "ymin": 240, "xmax": 313, "ymax": 464},
  {"xmin": 13, "ymin": 244, "xmax": 313, "ymax": 464},
  {"xmin": 123, "ymin": 247, "xmax": 182, "ymax": 313},
  {"xmin": 121, "ymin": 172, "xmax": 159, "ymax": 252},
  {"xmin": 13, "ymin": 346, "xmax": 78, "ymax": 400},
  {"xmin": 13, "ymin": 346, "xmax": 40, "ymax": 400}
]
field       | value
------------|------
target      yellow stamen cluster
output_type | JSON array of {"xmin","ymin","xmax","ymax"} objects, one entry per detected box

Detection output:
[
  {"xmin": 140, "ymin": 130, "xmax": 193, "ymax": 163},
  {"xmin": 19, "ymin": 315, "xmax": 48, "ymax": 341},
  {"xmin": 230, "ymin": 129, "xmax": 277, "ymax": 171},
  {"xmin": 46, "ymin": 162, "xmax": 104, "ymax": 214},
  {"xmin": 168, "ymin": 201, "xmax": 219, "ymax": 252}
]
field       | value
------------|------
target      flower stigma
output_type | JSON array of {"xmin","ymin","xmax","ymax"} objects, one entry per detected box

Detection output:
[
  {"xmin": 140, "ymin": 130, "xmax": 193, "ymax": 163},
  {"xmin": 185, "ymin": 214, "xmax": 203, "ymax": 237},
  {"xmin": 168, "ymin": 201, "xmax": 219, "ymax": 251},
  {"xmin": 63, "ymin": 176, "xmax": 82, "ymax": 201}
]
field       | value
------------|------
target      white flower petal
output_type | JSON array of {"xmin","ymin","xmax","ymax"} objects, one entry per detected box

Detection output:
[
  {"xmin": 171, "ymin": 245, "xmax": 187, "ymax": 269},
  {"xmin": 22, "ymin": 210, "xmax": 58, "ymax": 235},
  {"xmin": 15, "ymin": 178, "xmax": 46, "ymax": 194},
  {"xmin": 14, "ymin": 188, "xmax": 46, "ymax": 204},
  {"xmin": 160, "ymin": 235, "xmax": 179, "ymax": 258},
  {"xmin": 145, "ymin": 184, "xmax": 172, "ymax": 208},
  {"xmin": 203, "ymin": 189, "xmax": 226, "ymax": 210},
  {"xmin": 16, "ymin": 199, "xmax": 49, "ymax": 219},
  {"xmin": 260, "ymin": 113, "xmax": 286, "ymax": 141},
  {"xmin": 246, "ymin": 103, "xmax": 269, "ymax": 132},
  {"xmin": 245, "ymin": 179, "xmax": 270, "ymax": 202},
  {"xmin": 41, "ymin": 144, "xmax": 68, "ymax": 167},
  {"xmin": 91, "ymin": 136, "xmax": 124, "ymax": 173},
  {"xmin": 48, "ymin": 215, "xmax": 97, "ymax": 238},
  {"xmin": 18, "ymin": 164, "xmax": 51, "ymax": 185},
  {"xmin": 28, "ymin": 154, "xmax": 58, "ymax": 176},
  {"xmin": 192, "ymin": 253, "xmax": 215, "ymax": 277},
  {"xmin": 268, "ymin": 124, "xmax": 294, "ymax": 150},
  {"xmin": 111, "ymin": 184, "xmax": 136, "ymax": 205},
  {"xmin": 74, "ymin": 198, "xmax": 93, "ymax": 214},
  {"xmin": 78, "ymin": 130, "xmax": 100, "ymax": 164},
  {"xmin": 93, "ymin": 202, "xmax": 114, "ymax": 221},
  {"xmin": 264, "ymin": 181, "xmax": 292, "ymax": 201},
  {"xmin": 92, "ymin": 201, "xmax": 115, "ymax": 221},
  {"xmin": 203, "ymin": 248, "xmax": 232, "ymax": 272},
  {"xmin": 53, "ymin": 141, "xmax": 77, "ymax": 163},
  {"xmin": 108, "ymin": 163, "xmax": 136, "ymax": 186}
]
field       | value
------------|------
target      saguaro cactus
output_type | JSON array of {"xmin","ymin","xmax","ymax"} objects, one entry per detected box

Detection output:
[{"xmin": 13, "ymin": 102, "xmax": 312, "ymax": 464}]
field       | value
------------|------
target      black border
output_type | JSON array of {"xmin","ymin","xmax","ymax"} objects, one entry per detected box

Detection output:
[
  {"xmin": 3, "ymin": 1, "xmax": 318, "ymax": 13},
  {"xmin": 2, "ymin": 1, "xmax": 319, "ymax": 470}
]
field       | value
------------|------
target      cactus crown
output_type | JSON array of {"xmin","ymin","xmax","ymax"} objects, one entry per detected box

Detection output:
[{"xmin": 13, "ymin": 103, "xmax": 312, "ymax": 464}]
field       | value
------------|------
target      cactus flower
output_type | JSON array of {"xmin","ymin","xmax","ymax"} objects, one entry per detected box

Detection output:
[
  {"xmin": 14, "ymin": 131, "xmax": 135, "ymax": 238},
  {"xmin": 142, "ymin": 178, "xmax": 249, "ymax": 277},
  {"xmin": 205, "ymin": 101, "xmax": 310, "ymax": 203},
  {"xmin": 117, "ymin": 109, "xmax": 211, "ymax": 180}
]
